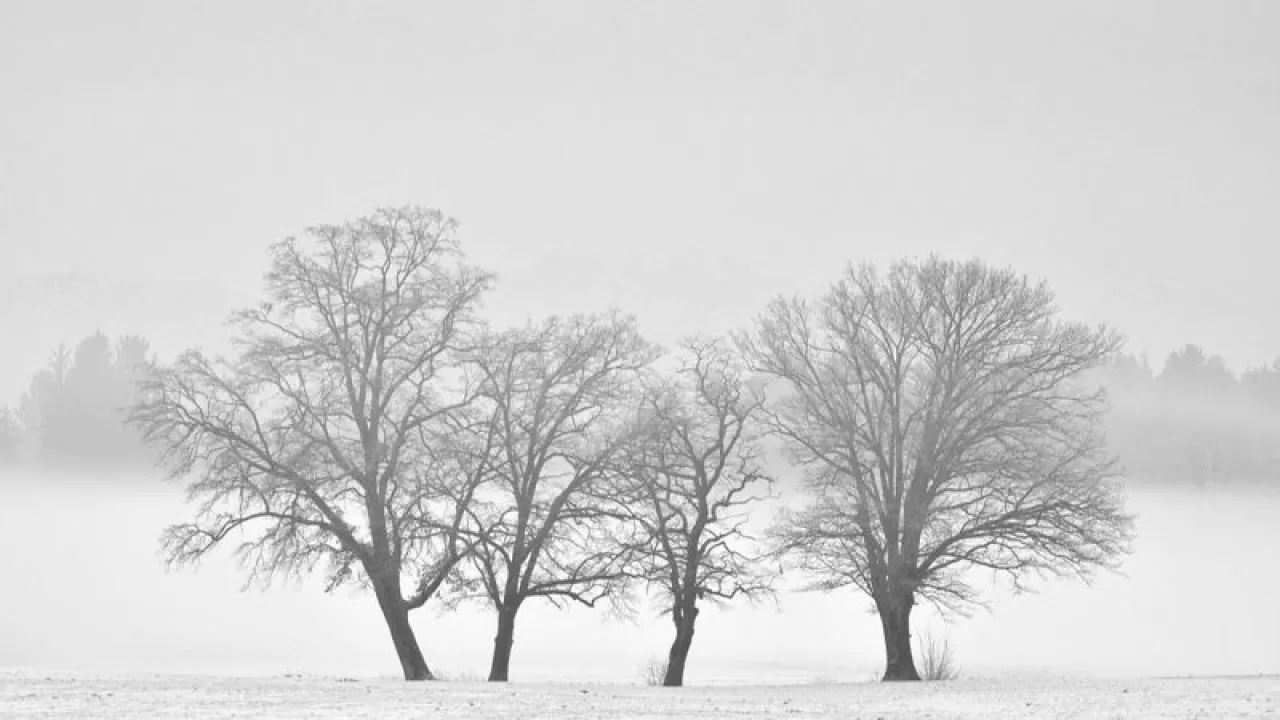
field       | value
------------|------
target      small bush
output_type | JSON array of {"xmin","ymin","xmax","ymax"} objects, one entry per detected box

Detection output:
[
  {"xmin": 915, "ymin": 629, "xmax": 959, "ymax": 681},
  {"xmin": 641, "ymin": 658, "xmax": 669, "ymax": 686}
]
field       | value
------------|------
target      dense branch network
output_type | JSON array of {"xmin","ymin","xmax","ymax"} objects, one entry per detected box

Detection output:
[
  {"xmin": 614, "ymin": 336, "xmax": 776, "ymax": 685},
  {"xmin": 130, "ymin": 207, "xmax": 493, "ymax": 680},
  {"xmin": 738, "ymin": 256, "xmax": 1134, "ymax": 680},
  {"xmin": 451, "ymin": 312, "xmax": 660, "ymax": 681}
]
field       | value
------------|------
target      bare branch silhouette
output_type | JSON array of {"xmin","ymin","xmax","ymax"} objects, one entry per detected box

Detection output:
[
  {"xmin": 737, "ymin": 256, "xmax": 1134, "ymax": 681},
  {"xmin": 615, "ymin": 336, "xmax": 776, "ymax": 686},
  {"xmin": 457, "ymin": 312, "xmax": 660, "ymax": 682},
  {"xmin": 129, "ymin": 206, "xmax": 493, "ymax": 681}
]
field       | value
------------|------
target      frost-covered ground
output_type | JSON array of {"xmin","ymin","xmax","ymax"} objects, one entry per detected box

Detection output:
[
  {"xmin": 2, "ymin": 671, "xmax": 1277, "ymax": 719},
  {"xmin": 5, "ymin": 480, "xmax": 1280, "ymax": 683}
]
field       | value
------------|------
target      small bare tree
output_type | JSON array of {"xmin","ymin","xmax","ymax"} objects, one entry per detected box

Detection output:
[
  {"xmin": 617, "ymin": 337, "xmax": 775, "ymax": 687},
  {"xmin": 129, "ymin": 207, "xmax": 492, "ymax": 681},
  {"xmin": 457, "ymin": 312, "xmax": 660, "ymax": 682},
  {"xmin": 738, "ymin": 256, "xmax": 1134, "ymax": 681}
]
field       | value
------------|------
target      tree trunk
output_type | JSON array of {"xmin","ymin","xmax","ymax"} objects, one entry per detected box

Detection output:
[
  {"xmin": 488, "ymin": 606, "xmax": 518, "ymax": 682},
  {"xmin": 876, "ymin": 591, "xmax": 921, "ymax": 682},
  {"xmin": 374, "ymin": 583, "xmax": 434, "ymax": 681},
  {"xmin": 662, "ymin": 605, "xmax": 699, "ymax": 687}
]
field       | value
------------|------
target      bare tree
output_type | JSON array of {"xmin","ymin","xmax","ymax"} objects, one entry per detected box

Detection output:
[
  {"xmin": 129, "ymin": 206, "xmax": 492, "ymax": 681},
  {"xmin": 737, "ymin": 256, "xmax": 1134, "ymax": 681},
  {"xmin": 458, "ymin": 312, "xmax": 660, "ymax": 682},
  {"xmin": 617, "ymin": 337, "xmax": 775, "ymax": 687}
]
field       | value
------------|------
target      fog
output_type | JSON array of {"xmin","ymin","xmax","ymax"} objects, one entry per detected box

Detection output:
[
  {"xmin": 4, "ymin": 1, "xmax": 1280, "ymax": 404},
  {"xmin": 3, "ymin": 0, "xmax": 1280, "ymax": 684},
  {"xmin": 1, "ymin": 472, "xmax": 1276, "ymax": 682}
]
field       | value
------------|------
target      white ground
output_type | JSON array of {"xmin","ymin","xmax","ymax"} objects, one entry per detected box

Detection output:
[{"xmin": 2, "ymin": 671, "xmax": 1277, "ymax": 719}]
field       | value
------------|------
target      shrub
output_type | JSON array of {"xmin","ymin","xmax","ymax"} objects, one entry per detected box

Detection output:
[
  {"xmin": 915, "ymin": 629, "xmax": 959, "ymax": 681},
  {"xmin": 641, "ymin": 658, "xmax": 669, "ymax": 686}
]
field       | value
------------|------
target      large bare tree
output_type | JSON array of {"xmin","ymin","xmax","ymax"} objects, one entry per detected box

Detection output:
[
  {"xmin": 457, "ymin": 312, "xmax": 659, "ymax": 682},
  {"xmin": 618, "ymin": 337, "xmax": 775, "ymax": 687},
  {"xmin": 129, "ymin": 206, "xmax": 492, "ymax": 681},
  {"xmin": 737, "ymin": 257, "xmax": 1134, "ymax": 681}
]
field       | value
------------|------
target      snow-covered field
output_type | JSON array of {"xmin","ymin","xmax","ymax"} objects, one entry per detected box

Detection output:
[
  {"xmin": 3, "ymin": 476, "xmax": 1279, "ymax": 717},
  {"xmin": 2, "ymin": 671, "xmax": 1277, "ymax": 719},
  {"xmin": 6, "ymin": 480, "xmax": 1280, "ymax": 683}
]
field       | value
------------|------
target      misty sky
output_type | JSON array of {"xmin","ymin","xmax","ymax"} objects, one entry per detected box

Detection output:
[
  {"xmin": 3, "ymin": 1, "xmax": 1280, "ymax": 682},
  {"xmin": 2, "ymin": 0, "xmax": 1279, "ymax": 405}
]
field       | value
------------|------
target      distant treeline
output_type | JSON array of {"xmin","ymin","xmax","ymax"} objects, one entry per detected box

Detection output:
[
  {"xmin": 0, "ymin": 331, "xmax": 156, "ymax": 473},
  {"xmin": 3, "ymin": 333, "xmax": 1278, "ymax": 488},
  {"xmin": 1094, "ymin": 345, "xmax": 1280, "ymax": 486}
]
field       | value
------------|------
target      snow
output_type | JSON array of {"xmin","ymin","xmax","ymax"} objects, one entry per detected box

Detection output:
[
  {"xmin": 5, "ymin": 480, "xmax": 1280, "ymax": 683},
  {"xmin": 2, "ymin": 671, "xmax": 1277, "ymax": 719}
]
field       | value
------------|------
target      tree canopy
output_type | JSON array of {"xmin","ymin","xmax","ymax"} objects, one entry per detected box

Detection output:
[
  {"xmin": 456, "ymin": 312, "xmax": 659, "ymax": 681},
  {"xmin": 130, "ymin": 206, "xmax": 492, "ymax": 680},
  {"xmin": 616, "ymin": 336, "xmax": 776, "ymax": 686},
  {"xmin": 738, "ymin": 256, "xmax": 1134, "ymax": 680},
  {"xmin": 3, "ymin": 331, "xmax": 155, "ymax": 473}
]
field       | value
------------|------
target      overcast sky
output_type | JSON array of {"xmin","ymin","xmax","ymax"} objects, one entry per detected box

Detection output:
[
  {"xmin": 3, "ymin": 1, "xmax": 1280, "ymax": 682},
  {"xmin": 2, "ymin": 0, "xmax": 1278, "ymax": 406}
]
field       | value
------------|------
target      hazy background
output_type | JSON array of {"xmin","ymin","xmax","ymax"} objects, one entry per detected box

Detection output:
[{"xmin": 2, "ymin": 0, "xmax": 1279, "ymax": 682}]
